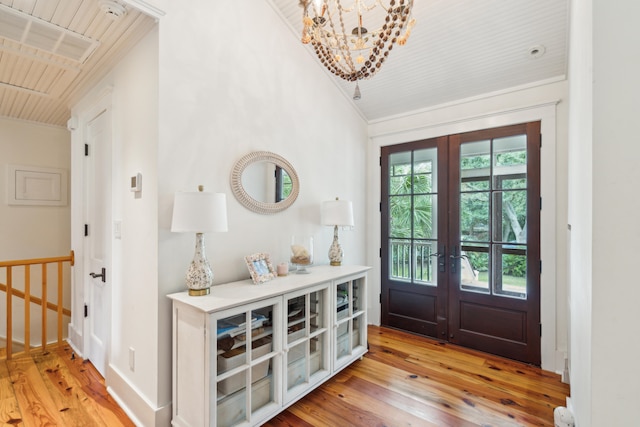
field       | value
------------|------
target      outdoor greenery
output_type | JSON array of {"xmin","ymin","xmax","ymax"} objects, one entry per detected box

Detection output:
[{"xmin": 389, "ymin": 148, "xmax": 529, "ymax": 285}]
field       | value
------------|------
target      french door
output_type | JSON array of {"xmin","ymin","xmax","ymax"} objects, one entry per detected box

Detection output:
[{"xmin": 381, "ymin": 122, "xmax": 541, "ymax": 365}]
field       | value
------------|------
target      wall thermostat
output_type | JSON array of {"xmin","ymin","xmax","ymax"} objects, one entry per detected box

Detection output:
[{"xmin": 130, "ymin": 173, "xmax": 142, "ymax": 192}]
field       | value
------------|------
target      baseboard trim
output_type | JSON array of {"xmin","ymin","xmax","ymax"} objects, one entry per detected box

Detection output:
[
  {"xmin": 67, "ymin": 323, "xmax": 83, "ymax": 356},
  {"xmin": 107, "ymin": 364, "xmax": 171, "ymax": 426}
]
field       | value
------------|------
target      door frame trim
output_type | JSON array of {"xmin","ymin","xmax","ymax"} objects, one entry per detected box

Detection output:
[
  {"xmin": 68, "ymin": 86, "xmax": 114, "ymax": 364},
  {"xmin": 368, "ymin": 100, "xmax": 560, "ymax": 372}
]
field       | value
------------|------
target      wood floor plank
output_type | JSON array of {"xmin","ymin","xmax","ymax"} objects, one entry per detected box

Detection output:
[
  {"xmin": 369, "ymin": 326, "xmax": 569, "ymax": 401},
  {"xmin": 270, "ymin": 326, "xmax": 569, "ymax": 426},
  {"xmin": 5, "ymin": 357, "xmax": 63, "ymax": 426},
  {"xmin": 31, "ymin": 349, "xmax": 106, "ymax": 427},
  {"xmin": 0, "ymin": 359, "xmax": 22, "ymax": 426},
  {"xmin": 366, "ymin": 338, "xmax": 563, "ymax": 419},
  {"xmin": 51, "ymin": 346, "xmax": 134, "ymax": 427},
  {"xmin": 330, "ymin": 369, "xmax": 478, "ymax": 427}
]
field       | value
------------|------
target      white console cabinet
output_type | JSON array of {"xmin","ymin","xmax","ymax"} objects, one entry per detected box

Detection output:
[{"xmin": 168, "ymin": 265, "xmax": 369, "ymax": 427}]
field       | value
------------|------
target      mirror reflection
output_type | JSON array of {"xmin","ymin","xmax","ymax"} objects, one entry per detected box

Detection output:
[{"xmin": 241, "ymin": 162, "xmax": 293, "ymax": 203}]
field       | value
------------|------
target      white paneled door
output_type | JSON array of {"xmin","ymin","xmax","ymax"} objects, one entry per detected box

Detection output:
[{"xmin": 84, "ymin": 107, "xmax": 112, "ymax": 376}]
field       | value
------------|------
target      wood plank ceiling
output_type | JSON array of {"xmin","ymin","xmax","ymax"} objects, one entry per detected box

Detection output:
[
  {"xmin": 0, "ymin": 0, "xmax": 156, "ymax": 127},
  {"xmin": 269, "ymin": 0, "xmax": 569, "ymax": 122},
  {"xmin": 0, "ymin": 1, "xmax": 569, "ymax": 127}
]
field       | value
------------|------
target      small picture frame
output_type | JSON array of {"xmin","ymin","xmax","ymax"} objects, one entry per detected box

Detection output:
[{"xmin": 245, "ymin": 253, "xmax": 276, "ymax": 285}]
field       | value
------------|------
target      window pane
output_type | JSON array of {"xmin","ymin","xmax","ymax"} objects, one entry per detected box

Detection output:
[
  {"xmin": 389, "ymin": 195, "xmax": 411, "ymax": 238},
  {"xmin": 461, "ymin": 177, "xmax": 489, "ymax": 192},
  {"xmin": 460, "ymin": 192, "xmax": 489, "ymax": 242},
  {"xmin": 461, "ymin": 244, "xmax": 489, "ymax": 294},
  {"xmin": 460, "ymin": 140, "xmax": 491, "ymax": 170},
  {"xmin": 390, "ymin": 239, "xmax": 412, "ymax": 282},
  {"xmin": 389, "ymin": 151, "xmax": 411, "ymax": 195},
  {"xmin": 413, "ymin": 194, "xmax": 436, "ymax": 239},
  {"xmin": 413, "ymin": 173, "xmax": 433, "ymax": 194},
  {"xmin": 390, "ymin": 175, "xmax": 411, "ymax": 195},
  {"xmin": 497, "ymin": 176, "xmax": 527, "ymax": 190},
  {"xmin": 493, "ymin": 190, "xmax": 527, "ymax": 243},
  {"xmin": 414, "ymin": 148, "xmax": 436, "ymax": 193},
  {"xmin": 493, "ymin": 135, "xmax": 526, "ymax": 168},
  {"xmin": 493, "ymin": 245, "xmax": 527, "ymax": 299}
]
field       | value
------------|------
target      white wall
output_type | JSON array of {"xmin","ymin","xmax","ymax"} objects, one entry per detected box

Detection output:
[
  {"xmin": 0, "ymin": 118, "xmax": 71, "ymax": 259},
  {"xmin": 154, "ymin": 0, "xmax": 368, "ymax": 424},
  {"xmin": 591, "ymin": 0, "xmax": 640, "ymax": 425},
  {"xmin": 567, "ymin": 0, "xmax": 592, "ymax": 424},
  {"xmin": 0, "ymin": 117, "xmax": 71, "ymax": 345},
  {"xmin": 366, "ymin": 79, "xmax": 569, "ymax": 373}
]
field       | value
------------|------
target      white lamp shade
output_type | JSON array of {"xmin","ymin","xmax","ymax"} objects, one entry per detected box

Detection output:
[
  {"xmin": 321, "ymin": 199, "xmax": 354, "ymax": 226},
  {"xmin": 171, "ymin": 191, "xmax": 228, "ymax": 233}
]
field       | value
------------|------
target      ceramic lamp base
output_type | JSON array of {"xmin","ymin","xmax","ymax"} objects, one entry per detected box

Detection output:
[{"xmin": 186, "ymin": 232, "xmax": 214, "ymax": 296}]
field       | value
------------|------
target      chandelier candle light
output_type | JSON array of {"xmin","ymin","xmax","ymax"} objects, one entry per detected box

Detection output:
[
  {"xmin": 321, "ymin": 197, "xmax": 354, "ymax": 266},
  {"xmin": 301, "ymin": 0, "xmax": 416, "ymax": 99},
  {"xmin": 171, "ymin": 186, "xmax": 228, "ymax": 296}
]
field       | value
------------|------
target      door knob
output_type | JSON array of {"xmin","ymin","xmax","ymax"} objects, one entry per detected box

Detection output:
[{"xmin": 89, "ymin": 268, "xmax": 106, "ymax": 283}]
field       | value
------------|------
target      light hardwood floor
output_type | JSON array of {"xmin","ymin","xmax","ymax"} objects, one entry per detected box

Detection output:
[
  {"xmin": 1, "ymin": 344, "xmax": 133, "ymax": 426},
  {"xmin": 267, "ymin": 326, "xmax": 570, "ymax": 426},
  {"xmin": 1, "ymin": 326, "xmax": 569, "ymax": 426}
]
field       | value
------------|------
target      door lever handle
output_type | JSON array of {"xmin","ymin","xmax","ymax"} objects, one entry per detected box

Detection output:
[
  {"xmin": 89, "ymin": 268, "xmax": 106, "ymax": 283},
  {"xmin": 430, "ymin": 245, "xmax": 446, "ymax": 273},
  {"xmin": 449, "ymin": 245, "xmax": 467, "ymax": 274}
]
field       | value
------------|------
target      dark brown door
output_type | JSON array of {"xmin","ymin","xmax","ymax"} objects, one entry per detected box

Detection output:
[
  {"xmin": 381, "ymin": 122, "xmax": 541, "ymax": 365},
  {"xmin": 381, "ymin": 136, "xmax": 450, "ymax": 338}
]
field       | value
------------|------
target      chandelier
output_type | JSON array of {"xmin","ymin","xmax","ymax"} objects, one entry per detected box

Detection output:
[{"xmin": 301, "ymin": 0, "xmax": 416, "ymax": 99}]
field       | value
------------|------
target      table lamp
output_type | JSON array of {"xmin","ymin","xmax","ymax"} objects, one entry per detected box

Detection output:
[
  {"xmin": 171, "ymin": 185, "xmax": 228, "ymax": 296},
  {"xmin": 321, "ymin": 197, "xmax": 354, "ymax": 266}
]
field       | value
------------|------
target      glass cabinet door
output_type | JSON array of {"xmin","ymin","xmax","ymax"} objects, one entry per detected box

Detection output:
[
  {"xmin": 334, "ymin": 275, "xmax": 367, "ymax": 370},
  {"xmin": 283, "ymin": 283, "xmax": 330, "ymax": 403},
  {"xmin": 212, "ymin": 298, "xmax": 281, "ymax": 427}
]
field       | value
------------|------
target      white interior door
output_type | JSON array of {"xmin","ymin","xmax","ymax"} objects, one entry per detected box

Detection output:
[{"xmin": 84, "ymin": 108, "xmax": 112, "ymax": 376}]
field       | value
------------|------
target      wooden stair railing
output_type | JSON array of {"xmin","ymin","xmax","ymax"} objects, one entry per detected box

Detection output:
[{"xmin": 0, "ymin": 251, "xmax": 74, "ymax": 359}]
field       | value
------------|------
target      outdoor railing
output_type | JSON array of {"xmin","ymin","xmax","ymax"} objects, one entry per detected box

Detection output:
[
  {"xmin": 390, "ymin": 240, "xmax": 435, "ymax": 283},
  {"xmin": 0, "ymin": 251, "xmax": 74, "ymax": 359}
]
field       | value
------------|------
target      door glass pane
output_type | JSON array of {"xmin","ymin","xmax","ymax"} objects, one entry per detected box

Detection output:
[
  {"xmin": 389, "ymin": 238, "xmax": 411, "ymax": 281},
  {"xmin": 460, "ymin": 192, "xmax": 489, "ymax": 242},
  {"xmin": 309, "ymin": 332, "xmax": 324, "ymax": 376},
  {"xmin": 493, "ymin": 244, "xmax": 527, "ymax": 298},
  {"xmin": 389, "ymin": 152, "xmax": 412, "ymax": 195},
  {"xmin": 461, "ymin": 243, "xmax": 489, "ymax": 293},
  {"xmin": 461, "ymin": 177, "xmax": 489, "ymax": 192},
  {"xmin": 493, "ymin": 190, "xmax": 527, "ymax": 244},
  {"xmin": 390, "ymin": 195, "xmax": 412, "ymax": 238},
  {"xmin": 413, "ymin": 194, "xmax": 436, "ymax": 239},
  {"xmin": 287, "ymin": 296, "xmax": 306, "ymax": 345},
  {"xmin": 460, "ymin": 140, "xmax": 491, "ymax": 170},
  {"xmin": 353, "ymin": 315, "xmax": 363, "ymax": 348},
  {"xmin": 287, "ymin": 341, "xmax": 307, "ymax": 390},
  {"xmin": 415, "ymin": 240, "xmax": 437, "ymax": 286},
  {"xmin": 458, "ymin": 133, "xmax": 530, "ymax": 300},
  {"xmin": 497, "ymin": 176, "xmax": 527, "ymax": 190},
  {"xmin": 494, "ymin": 135, "xmax": 526, "ymax": 168},
  {"xmin": 387, "ymin": 147, "xmax": 439, "ymax": 286}
]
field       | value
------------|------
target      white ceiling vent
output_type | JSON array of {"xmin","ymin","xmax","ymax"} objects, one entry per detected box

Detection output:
[
  {"xmin": 99, "ymin": 0, "xmax": 127, "ymax": 19},
  {"xmin": 0, "ymin": 4, "xmax": 100, "ymax": 63}
]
